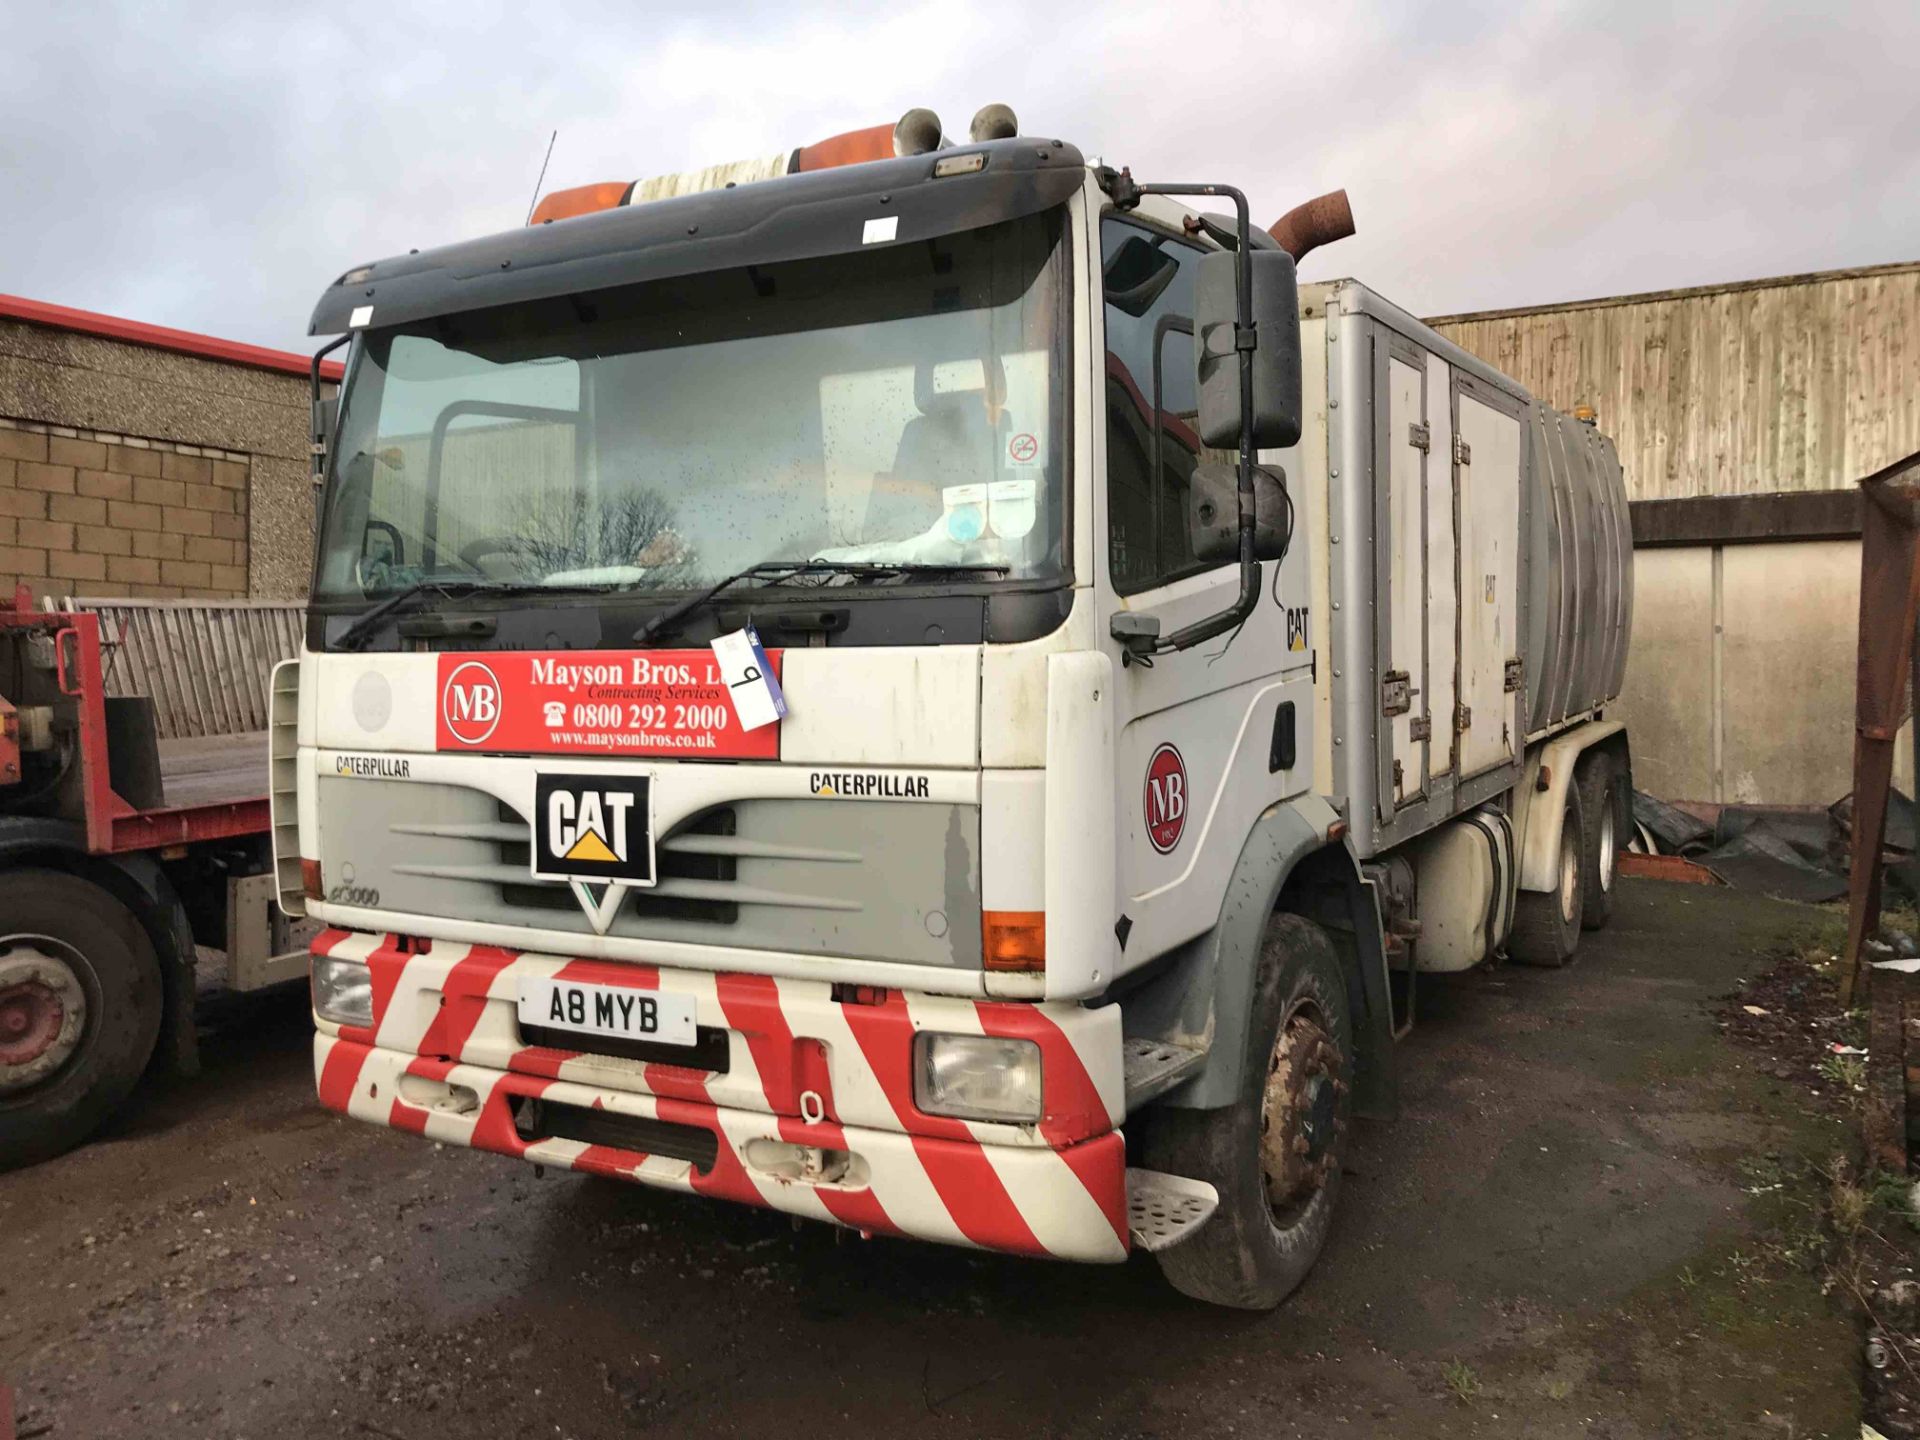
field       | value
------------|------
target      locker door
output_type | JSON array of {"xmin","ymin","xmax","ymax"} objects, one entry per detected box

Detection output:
[
  {"xmin": 1425, "ymin": 353, "xmax": 1457, "ymax": 780},
  {"xmin": 1454, "ymin": 385, "xmax": 1522, "ymax": 777},
  {"xmin": 1383, "ymin": 353, "xmax": 1427, "ymax": 807}
]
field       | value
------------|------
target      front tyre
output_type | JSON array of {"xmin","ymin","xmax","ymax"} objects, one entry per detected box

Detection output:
[
  {"xmin": 0, "ymin": 870, "xmax": 162, "ymax": 1171},
  {"xmin": 1145, "ymin": 913, "xmax": 1352, "ymax": 1310}
]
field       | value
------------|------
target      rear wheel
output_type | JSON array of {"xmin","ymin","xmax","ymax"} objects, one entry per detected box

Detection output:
[
  {"xmin": 1145, "ymin": 913, "xmax": 1352, "ymax": 1310},
  {"xmin": 0, "ymin": 870, "xmax": 162, "ymax": 1171},
  {"xmin": 1510, "ymin": 785, "xmax": 1586, "ymax": 967},
  {"xmin": 1577, "ymin": 754, "xmax": 1625, "ymax": 931}
]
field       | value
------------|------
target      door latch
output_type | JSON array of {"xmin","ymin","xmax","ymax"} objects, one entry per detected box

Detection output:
[
  {"xmin": 1409, "ymin": 715, "xmax": 1432, "ymax": 742},
  {"xmin": 1382, "ymin": 670, "xmax": 1412, "ymax": 717},
  {"xmin": 1455, "ymin": 703, "xmax": 1473, "ymax": 732},
  {"xmin": 1504, "ymin": 656, "xmax": 1523, "ymax": 692},
  {"xmin": 1408, "ymin": 422, "xmax": 1431, "ymax": 453}
]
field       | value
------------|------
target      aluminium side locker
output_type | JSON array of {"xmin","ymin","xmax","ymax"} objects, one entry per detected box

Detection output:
[{"xmin": 1451, "ymin": 374, "xmax": 1525, "ymax": 778}]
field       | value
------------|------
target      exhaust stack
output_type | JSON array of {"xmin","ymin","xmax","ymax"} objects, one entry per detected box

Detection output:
[
  {"xmin": 1267, "ymin": 189, "xmax": 1355, "ymax": 262},
  {"xmin": 892, "ymin": 108, "xmax": 946, "ymax": 157}
]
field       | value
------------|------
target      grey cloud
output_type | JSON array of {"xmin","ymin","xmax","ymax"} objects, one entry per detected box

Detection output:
[{"xmin": 1, "ymin": 0, "xmax": 1913, "ymax": 352}]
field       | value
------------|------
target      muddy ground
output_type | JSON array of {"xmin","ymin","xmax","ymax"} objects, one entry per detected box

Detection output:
[{"xmin": 0, "ymin": 880, "xmax": 1863, "ymax": 1438}]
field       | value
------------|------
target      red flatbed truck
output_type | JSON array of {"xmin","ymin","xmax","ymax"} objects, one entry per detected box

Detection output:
[{"xmin": 0, "ymin": 587, "xmax": 308, "ymax": 1168}]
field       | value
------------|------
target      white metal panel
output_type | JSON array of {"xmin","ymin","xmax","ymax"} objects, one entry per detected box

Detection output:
[
  {"xmin": 779, "ymin": 647, "xmax": 980, "ymax": 767},
  {"xmin": 1456, "ymin": 393, "xmax": 1522, "ymax": 775},
  {"xmin": 980, "ymin": 769, "xmax": 1046, "ymax": 911},
  {"xmin": 1424, "ymin": 353, "xmax": 1457, "ymax": 779},
  {"xmin": 1385, "ymin": 356, "xmax": 1426, "ymax": 804}
]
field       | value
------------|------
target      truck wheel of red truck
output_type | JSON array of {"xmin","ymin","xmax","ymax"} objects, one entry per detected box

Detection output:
[
  {"xmin": 1576, "ymin": 755, "xmax": 1625, "ymax": 931},
  {"xmin": 1509, "ymin": 786, "xmax": 1588, "ymax": 966},
  {"xmin": 0, "ymin": 870, "xmax": 163, "ymax": 1171},
  {"xmin": 1146, "ymin": 913, "xmax": 1352, "ymax": 1310}
]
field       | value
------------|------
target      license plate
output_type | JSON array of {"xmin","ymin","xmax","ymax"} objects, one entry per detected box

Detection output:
[{"xmin": 517, "ymin": 977, "xmax": 696, "ymax": 1047}]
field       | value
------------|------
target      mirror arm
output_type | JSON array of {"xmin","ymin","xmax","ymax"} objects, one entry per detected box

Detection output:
[
  {"xmin": 1130, "ymin": 182, "xmax": 1261, "ymax": 654},
  {"xmin": 309, "ymin": 335, "xmax": 350, "ymax": 489}
]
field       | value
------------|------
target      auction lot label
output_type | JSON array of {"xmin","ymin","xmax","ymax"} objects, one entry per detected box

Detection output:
[{"xmin": 435, "ymin": 650, "xmax": 782, "ymax": 758}]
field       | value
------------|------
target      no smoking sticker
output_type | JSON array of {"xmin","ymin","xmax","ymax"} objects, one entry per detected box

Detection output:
[{"xmin": 1007, "ymin": 432, "xmax": 1039, "ymax": 466}]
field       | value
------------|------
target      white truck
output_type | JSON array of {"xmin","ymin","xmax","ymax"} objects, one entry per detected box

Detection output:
[{"xmin": 281, "ymin": 105, "xmax": 1632, "ymax": 1308}]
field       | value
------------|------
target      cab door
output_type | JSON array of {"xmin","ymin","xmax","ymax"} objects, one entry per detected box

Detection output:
[{"xmin": 1094, "ymin": 212, "xmax": 1314, "ymax": 965}]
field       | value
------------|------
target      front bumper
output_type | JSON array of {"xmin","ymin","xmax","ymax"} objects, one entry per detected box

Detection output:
[{"xmin": 310, "ymin": 931, "xmax": 1130, "ymax": 1263}]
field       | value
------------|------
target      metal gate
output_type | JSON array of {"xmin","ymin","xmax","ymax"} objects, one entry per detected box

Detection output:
[{"xmin": 55, "ymin": 597, "xmax": 303, "ymax": 740}]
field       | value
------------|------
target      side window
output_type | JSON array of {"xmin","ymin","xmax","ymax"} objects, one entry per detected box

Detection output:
[{"xmin": 1102, "ymin": 217, "xmax": 1208, "ymax": 595}]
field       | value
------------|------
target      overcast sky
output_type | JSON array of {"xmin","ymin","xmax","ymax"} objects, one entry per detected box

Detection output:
[{"xmin": 3, "ymin": 0, "xmax": 1915, "ymax": 354}]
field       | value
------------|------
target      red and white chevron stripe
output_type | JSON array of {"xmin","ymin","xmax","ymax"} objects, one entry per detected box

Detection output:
[{"xmin": 310, "ymin": 929, "xmax": 1129, "ymax": 1263}]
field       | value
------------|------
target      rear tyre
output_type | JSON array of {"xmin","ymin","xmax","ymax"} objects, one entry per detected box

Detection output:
[
  {"xmin": 1576, "ymin": 754, "xmax": 1625, "ymax": 931},
  {"xmin": 0, "ymin": 870, "xmax": 162, "ymax": 1171},
  {"xmin": 1510, "ymin": 785, "xmax": 1586, "ymax": 967},
  {"xmin": 1145, "ymin": 913, "xmax": 1352, "ymax": 1311}
]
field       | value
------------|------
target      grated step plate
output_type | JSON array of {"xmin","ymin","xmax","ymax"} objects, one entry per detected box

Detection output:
[
  {"xmin": 1126, "ymin": 1167, "xmax": 1219, "ymax": 1252},
  {"xmin": 1122, "ymin": 1037, "xmax": 1208, "ymax": 1109}
]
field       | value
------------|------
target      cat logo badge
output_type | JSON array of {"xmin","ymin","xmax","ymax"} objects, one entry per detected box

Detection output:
[{"xmin": 531, "ymin": 772, "xmax": 655, "ymax": 934}]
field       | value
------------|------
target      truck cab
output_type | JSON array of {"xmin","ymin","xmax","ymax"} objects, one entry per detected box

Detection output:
[{"xmin": 284, "ymin": 111, "xmax": 1629, "ymax": 1307}]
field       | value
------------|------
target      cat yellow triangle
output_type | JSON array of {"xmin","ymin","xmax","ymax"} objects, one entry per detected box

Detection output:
[{"xmin": 563, "ymin": 828, "xmax": 620, "ymax": 863}]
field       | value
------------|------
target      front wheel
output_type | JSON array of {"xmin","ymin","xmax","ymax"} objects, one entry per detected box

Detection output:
[
  {"xmin": 1145, "ymin": 913, "xmax": 1353, "ymax": 1310},
  {"xmin": 0, "ymin": 870, "xmax": 162, "ymax": 1170}
]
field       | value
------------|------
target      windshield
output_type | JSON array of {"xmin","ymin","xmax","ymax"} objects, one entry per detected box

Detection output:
[{"xmin": 314, "ymin": 211, "xmax": 1069, "ymax": 604}]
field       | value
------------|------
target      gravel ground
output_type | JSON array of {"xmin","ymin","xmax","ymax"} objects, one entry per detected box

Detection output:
[{"xmin": 0, "ymin": 879, "xmax": 1861, "ymax": 1438}]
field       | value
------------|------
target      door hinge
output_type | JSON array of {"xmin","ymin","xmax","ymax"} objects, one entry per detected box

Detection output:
[
  {"xmin": 1455, "ymin": 702, "xmax": 1473, "ymax": 732},
  {"xmin": 1453, "ymin": 436, "xmax": 1472, "ymax": 465},
  {"xmin": 1504, "ymin": 656, "xmax": 1523, "ymax": 692},
  {"xmin": 1382, "ymin": 669, "xmax": 1412, "ymax": 717},
  {"xmin": 1408, "ymin": 421, "xmax": 1431, "ymax": 453},
  {"xmin": 1410, "ymin": 715, "xmax": 1432, "ymax": 742}
]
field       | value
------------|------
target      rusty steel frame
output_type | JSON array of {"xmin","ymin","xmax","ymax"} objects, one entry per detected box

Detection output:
[{"xmin": 1841, "ymin": 449, "xmax": 1920, "ymax": 1006}]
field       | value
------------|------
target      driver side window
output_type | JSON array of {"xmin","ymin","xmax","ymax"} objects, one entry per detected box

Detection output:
[{"xmin": 1102, "ymin": 217, "xmax": 1207, "ymax": 596}]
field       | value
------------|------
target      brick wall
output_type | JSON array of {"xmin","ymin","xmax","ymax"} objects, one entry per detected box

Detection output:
[{"xmin": 0, "ymin": 420, "xmax": 249, "ymax": 600}]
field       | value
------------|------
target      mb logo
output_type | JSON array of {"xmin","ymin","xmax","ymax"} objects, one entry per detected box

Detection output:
[
  {"xmin": 442, "ymin": 661, "xmax": 502, "ymax": 745},
  {"xmin": 1144, "ymin": 742, "xmax": 1188, "ymax": 855},
  {"xmin": 531, "ymin": 772, "xmax": 654, "ymax": 933}
]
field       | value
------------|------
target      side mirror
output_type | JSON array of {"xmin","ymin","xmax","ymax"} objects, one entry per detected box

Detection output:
[
  {"xmin": 1194, "ymin": 249, "xmax": 1302, "ymax": 452},
  {"xmin": 1188, "ymin": 461, "xmax": 1290, "ymax": 565},
  {"xmin": 363, "ymin": 520, "xmax": 403, "ymax": 568}
]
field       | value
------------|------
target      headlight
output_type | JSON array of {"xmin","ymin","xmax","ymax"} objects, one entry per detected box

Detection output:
[
  {"xmin": 312, "ymin": 956, "xmax": 373, "ymax": 1028},
  {"xmin": 913, "ymin": 1033, "xmax": 1042, "ymax": 1124}
]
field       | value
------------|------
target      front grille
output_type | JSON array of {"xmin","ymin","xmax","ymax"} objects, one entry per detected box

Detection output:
[
  {"xmin": 519, "ymin": 1021, "xmax": 732, "ymax": 1074},
  {"xmin": 496, "ymin": 803, "xmax": 739, "ymax": 924},
  {"xmin": 333, "ymin": 774, "xmax": 978, "ymax": 968},
  {"xmin": 511, "ymin": 1096, "xmax": 719, "ymax": 1172}
]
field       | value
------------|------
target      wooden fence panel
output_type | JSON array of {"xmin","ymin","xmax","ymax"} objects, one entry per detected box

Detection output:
[{"xmin": 55, "ymin": 597, "xmax": 304, "ymax": 740}]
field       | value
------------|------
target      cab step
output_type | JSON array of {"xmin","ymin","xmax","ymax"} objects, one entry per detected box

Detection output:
[
  {"xmin": 1125, "ymin": 1168, "xmax": 1219, "ymax": 1252},
  {"xmin": 1122, "ymin": 1037, "xmax": 1209, "ymax": 1109}
]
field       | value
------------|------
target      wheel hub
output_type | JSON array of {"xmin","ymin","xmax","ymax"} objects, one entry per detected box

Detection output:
[
  {"xmin": 0, "ymin": 944, "xmax": 87, "ymax": 1094},
  {"xmin": 1260, "ymin": 1009, "xmax": 1344, "ymax": 1214}
]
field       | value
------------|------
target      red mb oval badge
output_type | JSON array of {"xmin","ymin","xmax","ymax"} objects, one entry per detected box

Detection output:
[
  {"xmin": 441, "ymin": 660, "xmax": 503, "ymax": 746},
  {"xmin": 1144, "ymin": 742, "xmax": 1188, "ymax": 854}
]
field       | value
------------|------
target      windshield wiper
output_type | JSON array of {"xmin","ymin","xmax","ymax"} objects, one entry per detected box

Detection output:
[
  {"xmin": 634, "ymin": 560, "xmax": 1010, "ymax": 644},
  {"xmin": 334, "ymin": 578, "xmax": 627, "ymax": 651}
]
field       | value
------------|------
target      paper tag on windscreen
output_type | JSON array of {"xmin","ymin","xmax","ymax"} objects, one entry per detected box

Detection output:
[{"xmin": 711, "ymin": 625, "xmax": 786, "ymax": 732}]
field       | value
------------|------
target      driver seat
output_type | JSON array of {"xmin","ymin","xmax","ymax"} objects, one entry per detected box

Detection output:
[{"xmin": 864, "ymin": 359, "xmax": 1008, "ymax": 538}]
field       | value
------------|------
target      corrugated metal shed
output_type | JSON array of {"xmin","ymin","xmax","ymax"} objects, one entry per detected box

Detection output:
[{"xmin": 1428, "ymin": 259, "xmax": 1920, "ymax": 501}]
